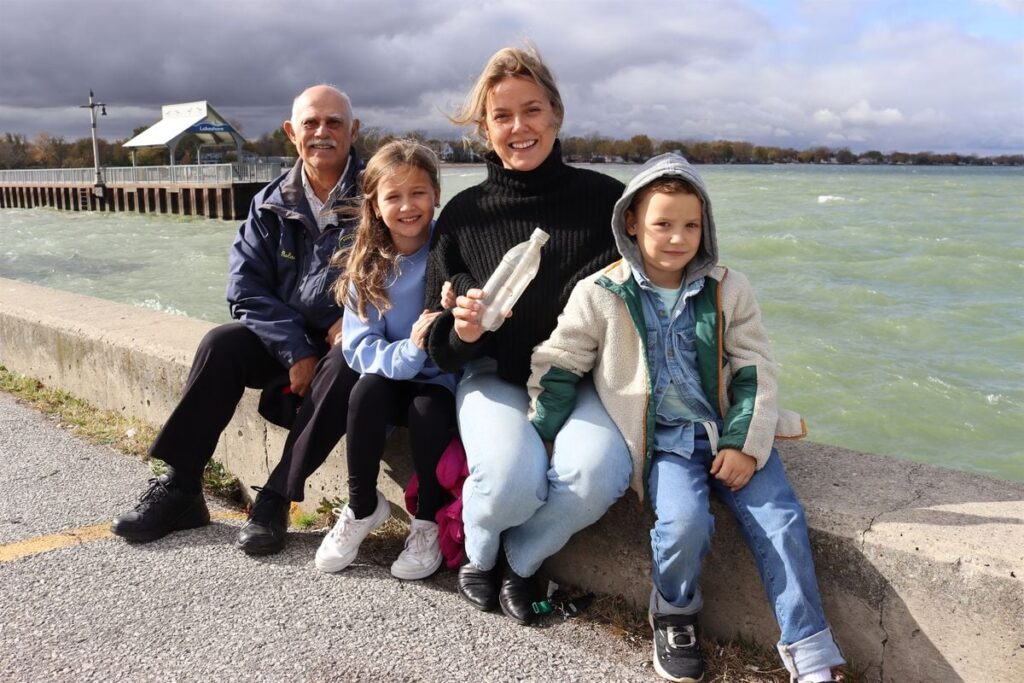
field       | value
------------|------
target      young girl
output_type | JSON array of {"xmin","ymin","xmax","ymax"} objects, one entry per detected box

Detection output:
[{"xmin": 314, "ymin": 139, "xmax": 456, "ymax": 581}]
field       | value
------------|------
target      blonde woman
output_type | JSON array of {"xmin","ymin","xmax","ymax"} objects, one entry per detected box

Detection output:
[{"xmin": 424, "ymin": 46, "xmax": 631, "ymax": 625}]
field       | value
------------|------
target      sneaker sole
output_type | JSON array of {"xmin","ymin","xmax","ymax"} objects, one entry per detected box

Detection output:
[
  {"xmin": 234, "ymin": 530, "xmax": 286, "ymax": 556},
  {"xmin": 314, "ymin": 495, "xmax": 390, "ymax": 573},
  {"xmin": 648, "ymin": 614, "xmax": 704, "ymax": 683},
  {"xmin": 390, "ymin": 551, "xmax": 443, "ymax": 581}
]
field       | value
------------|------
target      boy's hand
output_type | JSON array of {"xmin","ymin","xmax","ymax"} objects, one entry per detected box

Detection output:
[
  {"xmin": 710, "ymin": 448, "xmax": 756, "ymax": 492},
  {"xmin": 452, "ymin": 288, "xmax": 486, "ymax": 343}
]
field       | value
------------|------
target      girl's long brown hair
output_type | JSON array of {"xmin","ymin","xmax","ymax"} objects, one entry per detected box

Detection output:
[{"xmin": 331, "ymin": 139, "xmax": 441, "ymax": 322}]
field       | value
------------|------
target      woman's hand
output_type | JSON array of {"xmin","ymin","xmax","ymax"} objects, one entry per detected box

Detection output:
[
  {"xmin": 411, "ymin": 309, "xmax": 442, "ymax": 350},
  {"xmin": 452, "ymin": 288, "xmax": 487, "ymax": 343},
  {"xmin": 440, "ymin": 281, "xmax": 456, "ymax": 310}
]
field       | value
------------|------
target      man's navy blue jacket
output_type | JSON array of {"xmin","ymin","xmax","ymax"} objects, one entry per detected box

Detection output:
[{"xmin": 225, "ymin": 149, "xmax": 362, "ymax": 368}]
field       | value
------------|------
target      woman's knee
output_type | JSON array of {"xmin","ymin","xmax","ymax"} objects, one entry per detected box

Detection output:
[
  {"xmin": 554, "ymin": 435, "xmax": 632, "ymax": 506},
  {"xmin": 463, "ymin": 453, "xmax": 546, "ymax": 525}
]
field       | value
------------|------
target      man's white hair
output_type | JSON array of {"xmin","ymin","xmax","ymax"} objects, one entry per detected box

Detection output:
[{"xmin": 290, "ymin": 84, "xmax": 354, "ymax": 123}]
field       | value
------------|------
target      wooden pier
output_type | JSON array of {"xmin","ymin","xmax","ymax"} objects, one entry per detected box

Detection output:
[{"xmin": 0, "ymin": 162, "xmax": 286, "ymax": 221}]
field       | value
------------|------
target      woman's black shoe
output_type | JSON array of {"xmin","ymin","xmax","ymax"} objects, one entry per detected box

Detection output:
[
  {"xmin": 457, "ymin": 563, "xmax": 498, "ymax": 612},
  {"xmin": 498, "ymin": 561, "xmax": 536, "ymax": 626}
]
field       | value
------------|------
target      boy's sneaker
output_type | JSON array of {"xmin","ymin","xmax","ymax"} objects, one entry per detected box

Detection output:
[
  {"xmin": 390, "ymin": 519, "xmax": 442, "ymax": 580},
  {"xmin": 111, "ymin": 476, "xmax": 210, "ymax": 543},
  {"xmin": 314, "ymin": 491, "xmax": 390, "ymax": 573},
  {"xmin": 649, "ymin": 612, "xmax": 704, "ymax": 682}
]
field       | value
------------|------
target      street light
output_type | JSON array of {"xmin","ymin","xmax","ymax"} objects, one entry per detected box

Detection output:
[{"xmin": 79, "ymin": 90, "xmax": 107, "ymax": 196}]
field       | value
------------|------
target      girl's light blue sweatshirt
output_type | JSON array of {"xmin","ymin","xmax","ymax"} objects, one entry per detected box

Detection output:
[{"xmin": 341, "ymin": 236, "xmax": 458, "ymax": 395}]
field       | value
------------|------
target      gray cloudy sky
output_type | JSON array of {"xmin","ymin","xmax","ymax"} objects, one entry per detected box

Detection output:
[{"xmin": 1, "ymin": 0, "xmax": 1022, "ymax": 154}]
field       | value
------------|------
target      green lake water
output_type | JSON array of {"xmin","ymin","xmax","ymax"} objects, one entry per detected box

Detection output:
[{"xmin": 2, "ymin": 164, "xmax": 1022, "ymax": 482}]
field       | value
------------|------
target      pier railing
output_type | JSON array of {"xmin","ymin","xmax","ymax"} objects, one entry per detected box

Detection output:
[{"xmin": 0, "ymin": 162, "xmax": 287, "ymax": 186}]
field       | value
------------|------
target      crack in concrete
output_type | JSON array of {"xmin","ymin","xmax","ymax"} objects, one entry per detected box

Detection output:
[
  {"xmin": 5, "ymin": 469, "xmax": 60, "ymax": 485},
  {"xmin": 859, "ymin": 465, "xmax": 928, "ymax": 551},
  {"xmin": 878, "ymin": 596, "xmax": 888, "ymax": 683}
]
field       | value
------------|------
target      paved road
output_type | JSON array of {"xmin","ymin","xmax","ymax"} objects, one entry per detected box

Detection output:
[{"xmin": 0, "ymin": 393, "xmax": 654, "ymax": 682}]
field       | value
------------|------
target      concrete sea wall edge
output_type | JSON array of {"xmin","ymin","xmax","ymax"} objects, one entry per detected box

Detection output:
[{"xmin": 1, "ymin": 277, "xmax": 1021, "ymax": 683}]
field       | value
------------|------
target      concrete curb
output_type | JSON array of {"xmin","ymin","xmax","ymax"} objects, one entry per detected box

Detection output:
[{"xmin": 2, "ymin": 277, "xmax": 1021, "ymax": 682}]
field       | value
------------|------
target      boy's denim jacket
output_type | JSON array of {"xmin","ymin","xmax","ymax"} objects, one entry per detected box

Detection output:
[{"xmin": 634, "ymin": 271, "xmax": 719, "ymax": 458}]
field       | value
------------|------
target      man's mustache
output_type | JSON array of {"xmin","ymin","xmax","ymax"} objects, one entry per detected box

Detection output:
[{"xmin": 307, "ymin": 138, "xmax": 337, "ymax": 148}]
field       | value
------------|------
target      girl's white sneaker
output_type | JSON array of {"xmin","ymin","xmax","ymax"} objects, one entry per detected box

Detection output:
[
  {"xmin": 390, "ymin": 519, "xmax": 442, "ymax": 580},
  {"xmin": 314, "ymin": 490, "xmax": 390, "ymax": 573}
]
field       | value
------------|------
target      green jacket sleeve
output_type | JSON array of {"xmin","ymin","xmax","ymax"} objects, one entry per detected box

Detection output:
[{"xmin": 527, "ymin": 280, "xmax": 603, "ymax": 440}]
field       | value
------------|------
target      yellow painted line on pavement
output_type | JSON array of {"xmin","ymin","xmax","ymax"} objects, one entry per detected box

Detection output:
[{"xmin": 0, "ymin": 510, "xmax": 247, "ymax": 564}]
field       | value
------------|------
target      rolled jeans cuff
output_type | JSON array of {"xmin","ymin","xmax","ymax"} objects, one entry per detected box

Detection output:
[
  {"xmin": 649, "ymin": 586, "xmax": 702, "ymax": 617},
  {"xmin": 776, "ymin": 626, "xmax": 845, "ymax": 679}
]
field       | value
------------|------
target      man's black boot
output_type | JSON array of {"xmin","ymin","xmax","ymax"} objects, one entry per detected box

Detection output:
[
  {"xmin": 235, "ymin": 486, "xmax": 289, "ymax": 555},
  {"xmin": 111, "ymin": 476, "xmax": 210, "ymax": 543}
]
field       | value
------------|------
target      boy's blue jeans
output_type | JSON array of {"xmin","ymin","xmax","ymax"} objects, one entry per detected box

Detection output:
[
  {"xmin": 649, "ymin": 424, "xmax": 845, "ymax": 678},
  {"xmin": 455, "ymin": 359, "xmax": 632, "ymax": 577}
]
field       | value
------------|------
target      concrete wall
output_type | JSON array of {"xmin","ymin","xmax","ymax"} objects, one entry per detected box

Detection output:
[{"xmin": 1, "ymin": 277, "xmax": 1021, "ymax": 683}]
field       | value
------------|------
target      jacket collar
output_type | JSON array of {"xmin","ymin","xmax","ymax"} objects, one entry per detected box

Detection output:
[{"xmin": 266, "ymin": 147, "xmax": 363, "ymax": 220}]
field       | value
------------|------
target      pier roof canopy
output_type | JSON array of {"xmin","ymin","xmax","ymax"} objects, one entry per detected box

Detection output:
[{"xmin": 123, "ymin": 101, "xmax": 245, "ymax": 162}]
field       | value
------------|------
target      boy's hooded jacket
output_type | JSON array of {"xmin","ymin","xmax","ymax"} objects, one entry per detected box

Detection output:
[{"xmin": 527, "ymin": 154, "xmax": 805, "ymax": 501}]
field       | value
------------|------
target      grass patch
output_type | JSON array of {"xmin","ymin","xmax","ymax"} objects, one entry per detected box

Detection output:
[
  {"xmin": 0, "ymin": 365, "xmax": 158, "ymax": 458},
  {"xmin": 0, "ymin": 364, "xmax": 240, "ymax": 504}
]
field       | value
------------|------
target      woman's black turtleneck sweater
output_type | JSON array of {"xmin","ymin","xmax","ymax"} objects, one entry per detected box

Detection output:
[{"xmin": 425, "ymin": 141, "xmax": 624, "ymax": 386}]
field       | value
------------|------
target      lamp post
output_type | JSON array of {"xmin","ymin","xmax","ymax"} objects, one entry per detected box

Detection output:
[{"xmin": 79, "ymin": 90, "xmax": 107, "ymax": 197}]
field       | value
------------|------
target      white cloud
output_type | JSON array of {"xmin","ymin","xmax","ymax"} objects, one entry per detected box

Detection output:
[
  {"xmin": 978, "ymin": 0, "xmax": 1024, "ymax": 14},
  {"xmin": 813, "ymin": 109, "xmax": 842, "ymax": 128},
  {"xmin": 844, "ymin": 100, "xmax": 903, "ymax": 126}
]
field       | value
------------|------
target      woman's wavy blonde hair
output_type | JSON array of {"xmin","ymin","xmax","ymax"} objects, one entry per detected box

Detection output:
[
  {"xmin": 331, "ymin": 139, "xmax": 441, "ymax": 322},
  {"xmin": 450, "ymin": 44, "xmax": 564, "ymax": 145}
]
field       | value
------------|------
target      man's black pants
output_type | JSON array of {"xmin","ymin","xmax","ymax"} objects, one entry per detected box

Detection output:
[{"xmin": 149, "ymin": 322, "xmax": 359, "ymax": 501}]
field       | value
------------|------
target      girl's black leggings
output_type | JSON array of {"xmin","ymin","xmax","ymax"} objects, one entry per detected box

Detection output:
[{"xmin": 346, "ymin": 374, "xmax": 455, "ymax": 521}]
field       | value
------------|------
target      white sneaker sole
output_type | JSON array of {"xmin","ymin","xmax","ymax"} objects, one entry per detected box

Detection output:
[
  {"xmin": 314, "ymin": 493, "xmax": 390, "ymax": 574},
  {"xmin": 649, "ymin": 613, "xmax": 704, "ymax": 683},
  {"xmin": 390, "ymin": 550, "xmax": 443, "ymax": 581}
]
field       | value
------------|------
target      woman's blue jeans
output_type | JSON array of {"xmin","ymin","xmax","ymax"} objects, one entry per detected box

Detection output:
[
  {"xmin": 456, "ymin": 359, "xmax": 632, "ymax": 577},
  {"xmin": 648, "ymin": 424, "xmax": 845, "ymax": 678}
]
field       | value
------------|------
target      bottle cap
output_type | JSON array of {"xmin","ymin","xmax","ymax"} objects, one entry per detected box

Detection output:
[{"xmin": 530, "ymin": 228, "xmax": 550, "ymax": 245}]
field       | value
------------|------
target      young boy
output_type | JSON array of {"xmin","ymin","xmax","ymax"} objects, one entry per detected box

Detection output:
[{"xmin": 527, "ymin": 154, "xmax": 844, "ymax": 683}]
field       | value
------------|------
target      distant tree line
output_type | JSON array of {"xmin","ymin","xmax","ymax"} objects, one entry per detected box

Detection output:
[{"xmin": 2, "ymin": 129, "xmax": 1021, "ymax": 169}]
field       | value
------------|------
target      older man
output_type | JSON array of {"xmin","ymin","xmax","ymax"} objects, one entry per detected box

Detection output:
[{"xmin": 112, "ymin": 85, "xmax": 364, "ymax": 555}]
